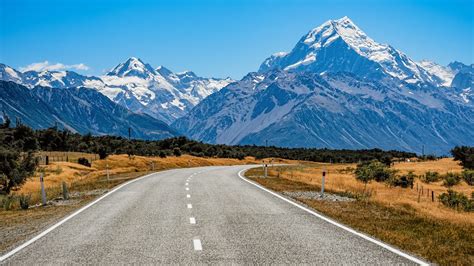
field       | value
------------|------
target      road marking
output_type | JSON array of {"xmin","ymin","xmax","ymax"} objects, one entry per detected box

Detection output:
[
  {"xmin": 190, "ymin": 217, "xmax": 196, "ymax": 224},
  {"xmin": 187, "ymin": 194, "xmax": 191, "ymax": 198},
  {"xmin": 193, "ymin": 239, "xmax": 202, "ymax": 251},
  {"xmin": 186, "ymin": 187, "xmax": 189, "ymax": 191},
  {"xmin": 185, "ymin": 183, "xmax": 189, "ymax": 186},
  {"xmin": 0, "ymin": 171, "xmax": 162, "ymax": 262},
  {"xmin": 237, "ymin": 168, "xmax": 429, "ymax": 266},
  {"xmin": 187, "ymin": 204, "xmax": 192, "ymax": 209}
]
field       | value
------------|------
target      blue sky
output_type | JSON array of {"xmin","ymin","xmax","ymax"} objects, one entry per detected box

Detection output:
[{"xmin": 1, "ymin": 0, "xmax": 473, "ymax": 79}]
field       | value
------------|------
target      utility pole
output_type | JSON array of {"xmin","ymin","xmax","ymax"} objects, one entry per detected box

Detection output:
[
  {"xmin": 128, "ymin": 127, "xmax": 131, "ymax": 140},
  {"xmin": 422, "ymin": 145, "xmax": 425, "ymax": 157}
]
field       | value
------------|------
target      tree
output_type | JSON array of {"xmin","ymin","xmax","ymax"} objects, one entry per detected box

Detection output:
[
  {"xmin": 0, "ymin": 149, "xmax": 38, "ymax": 194},
  {"xmin": 97, "ymin": 146, "xmax": 109, "ymax": 160},
  {"xmin": 173, "ymin": 147, "xmax": 182, "ymax": 157},
  {"xmin": 355, "ymin": 160, "xmax": 397, "ymax": 189},
  {"xmin": 451, "ymin": 146, "xmax": 474, "ymax": 169}
]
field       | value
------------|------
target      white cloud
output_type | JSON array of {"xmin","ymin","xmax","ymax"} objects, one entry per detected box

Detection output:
[{"xmin": 19, "ymin": 61, "xmax": 90, "ymax": 72}]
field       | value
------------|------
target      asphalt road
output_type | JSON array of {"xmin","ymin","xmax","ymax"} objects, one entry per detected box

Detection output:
[{"xmin": 2, "ymin": 165, "xmax": 423, "ymax": 265}]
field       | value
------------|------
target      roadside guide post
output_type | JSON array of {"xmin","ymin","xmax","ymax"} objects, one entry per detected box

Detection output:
[
  {"xmin": 40, "ymin": 173, "xmax": 47, "ymax": 206},
  {"xmin": 106, "ymin": 163, "xmax": 110, "ymax": 181}
]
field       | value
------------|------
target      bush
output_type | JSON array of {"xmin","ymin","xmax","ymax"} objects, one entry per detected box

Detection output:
[
  {"xmin": 422, "ymin": 171, "xmax": 441, "ymax": 183},
  {"xmin": 388, "ymin": 171, "xmax": 416, "ymax": 188},
  {"xmin": 98, "ymin": 146, "xmax": 108, "ymax": 159},
  {"xmin": 462, "ymin": 170, "xmax": 474, "ymax": 186},
  {"xmin": 0, "ymin": 149, "xmax": 38, "ymax": 194},
  {"xmin": 159, "ymin": 151, "xmax": 167, "ymax": 158},
  {"xmin": 1, "ymin": 195, "xmax": 15, "ymax": 210},
  {"xmin": 451, "ymin": 146, "xmax": 474, "ymax": 169},
  {"xmin": 173, "ymin": 147, "xmax": 182, "ymax": 157},
  {"xmin": 355, "ymin": 160, "xmax": 397, "ymax": 185},
  {"xmin": 19, "ymin": 194, "xmax": 31, "ymax": 210},
  {"xmin": 77, "ymin": 157, "xmax": 91, "ymax": 167},
  {"xmin": 442, "ymin": 172, "xmax": 461, "ymax": 187},
  {"xmin": 439, "ymin": 190, "xmax": 473, "ymax": 212}
]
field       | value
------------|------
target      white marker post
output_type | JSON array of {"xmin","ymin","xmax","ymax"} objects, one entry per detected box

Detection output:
[
  {"xmin": 106, "ymin": 163, "xmax": 110, "ymax": 181},
  {"xmin": 321, "ymin": 169, "xmax": 326, "ymax": 195},
  {"xmin": 40, "ymin": 173, "xmax": 47, "ymax": 206},
  {"xmin": 264, "ymin": 164, "xmax": 268, "ymax": 178}
]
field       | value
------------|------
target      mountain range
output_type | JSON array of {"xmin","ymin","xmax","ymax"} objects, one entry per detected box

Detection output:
[
  {"xmin": 1, "ymin": 16, "xmax": 472, "ymax": 154},
  {"xmin": 173, "ymin": 17, "xmax": 473, "ymax": 154},
  {"xmin": 0, "ymin": 80, "xmax": 177, "ymax": 139},
  {"xmin": 0, "ymin": 58, "xmax": 233, "ymax": 123}
]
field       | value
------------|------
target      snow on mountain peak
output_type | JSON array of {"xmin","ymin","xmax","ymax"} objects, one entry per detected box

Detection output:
[
  {"xmin": 417, "ymin": 60, "xmax": 455, "ymax": 86},
  {"xmin": 107, "ymin": 57, "xmax": 157, "ymax": 79},
  {"xmin": 260, "ymin": 16, "xmax": 435, "ymax": 84}
]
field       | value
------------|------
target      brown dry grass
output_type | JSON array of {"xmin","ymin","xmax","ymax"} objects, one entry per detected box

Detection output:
[
  {"xmin": 15, "ymin": 154, "xmax": 278, "ymax": 205},
  {"xmin": 246, "ymin": 172, "xmax": 474, "ymax": 265},
  {"xmin": 256, "ymin": 158, "xmax": 473, "ymax": 225}
]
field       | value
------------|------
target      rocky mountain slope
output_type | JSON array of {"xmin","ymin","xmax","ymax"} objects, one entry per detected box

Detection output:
[
  {"xmin": 0, "ymin": 80, "xmax": 177, "ymax": 139},
  {"xmin": 174, "ymin": 17, "xmax": 473, "ymax": 154}
]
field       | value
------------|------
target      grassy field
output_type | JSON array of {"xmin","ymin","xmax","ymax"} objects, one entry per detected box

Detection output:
[{"xmin": 245, "ymin": 158, "xmax": 474, "ymax": 265}]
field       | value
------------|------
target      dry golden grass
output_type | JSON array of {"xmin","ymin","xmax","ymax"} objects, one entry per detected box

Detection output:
[
  {"xmin": 15, "ymin": 154, "xmax": 289, "ymax": 203},
  {"xmin": 247, "ymin": 168, "xmax": 474, "ymax": 265},
  {"xmin": 259, "ymin": 158, "xmax": 473, "ymax": 225}
]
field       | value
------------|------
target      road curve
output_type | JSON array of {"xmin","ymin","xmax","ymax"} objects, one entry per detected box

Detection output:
[{"xmin": 2, "ymin": 165, "xmax": 423, "ymax": 264}]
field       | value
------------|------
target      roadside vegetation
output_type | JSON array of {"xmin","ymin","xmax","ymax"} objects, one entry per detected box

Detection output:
[{"xmin": 246, "ymin": 156, "xmax": 474, "ymax": 265}]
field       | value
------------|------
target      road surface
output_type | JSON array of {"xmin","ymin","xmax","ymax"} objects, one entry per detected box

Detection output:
[{"xmin": 1, "ymin": 165, "xmax": 423, "ymax": 264}]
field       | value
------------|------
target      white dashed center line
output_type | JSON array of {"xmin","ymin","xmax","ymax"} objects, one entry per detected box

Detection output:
[
  {"xmin": 187, "ymin": 204, "xmax": 192, "ymax": 209},
  {"xmin": 185, "ymin": 183, "xmax": 189, "ymax": 186},
  {"xmin": 193, "ymin": 239, "xmax": 202, "ymax": 251},
  {"xmin": 190, "ymin": 217, "xmax": 196, "ymax": 224},
  {"xmin": 186, "ymin": 194, "xmax": 191, "ymax": 198},
  {"xmin": 186, "ymin": 187, "xmax": 189, "ymax": 191}
]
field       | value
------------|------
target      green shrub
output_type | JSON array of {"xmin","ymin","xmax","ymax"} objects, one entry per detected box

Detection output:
[
  {"xmin": 442, "ymin": 172, "xmax": 461, "ymax": 187},
  {"xmin": 173, "ymin": 147, "xmax": 181, "ymax": 157},
  {"xmin": 462, "ymin": 170, "xmax": 474, "ymax": 186},
  {"xmin": 439, "ymin": 190, "xmax": 473, "ymax": 212},
  {"xmin": 19, "ymin": 194, "xmax": 31, "ymax": 210},
  {"xmin": 388, "ymin": 171, "xmax": 416, "ymax": 188},
  {"xmin": 422, "ymin": 171, "xmax": 440, "ymax": 183},
  {"xmin": 77, "ymin": 157, "xmax": 91, "ymax": 167},
  {"xmin": 1, "ymin": 195, "xmax": 15, "ymax": 210},
  {"xmin": 355, "ymin": 160, "xmax": 397, "ymax": 185}
]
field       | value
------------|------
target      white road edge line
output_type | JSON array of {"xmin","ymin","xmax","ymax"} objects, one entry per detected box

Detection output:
[
  {"xmin": 0, "ymin": 171, "xmax": 161, "ymax": 263},
  {"xmin": 237, "ymin": 169, "xmax": 429, "ymax": 266},
  {"xmin": 193, "ymin": 239, "xmax": 202, "ymax": 251},
  {"xmin": 190, "ymin": 217, "xmax": 196, "ymax": 224},
  {"xmin": 187, "ymin": 204, "xmax": 192, "ymax": 209}
]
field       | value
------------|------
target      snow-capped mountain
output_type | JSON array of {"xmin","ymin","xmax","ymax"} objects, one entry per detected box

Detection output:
[
  {"xmin": 0, "ymin": 80, "xmax": 178, "ymax": 139},
  {"xmin": 259, "ymin": 17, "xmax": 444, "ymax": 86},
  {"xmin": 174, "ymin": 69, "xmax": 473, "ymax": 154},
  {"xmin": 0, "ymin": 59, "xmax": 233, "ymax": 123},
  {"xmin": 174, "ymin": 17, "xmax": 473, "ymax": 154}
]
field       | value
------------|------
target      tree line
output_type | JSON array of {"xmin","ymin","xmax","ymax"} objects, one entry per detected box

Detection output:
[{"xmin": 0, "ymin": 116, "xmax": 437, "ymax": 195}]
